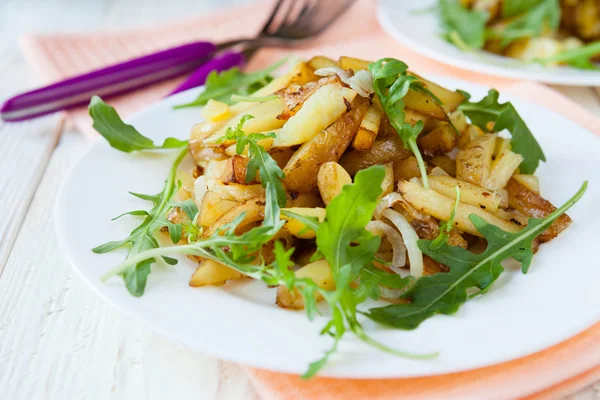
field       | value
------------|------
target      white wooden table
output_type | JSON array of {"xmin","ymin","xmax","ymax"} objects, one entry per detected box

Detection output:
[{"xmin": 0, "ymin": 1, "xmax": 599, "ymax": 399}]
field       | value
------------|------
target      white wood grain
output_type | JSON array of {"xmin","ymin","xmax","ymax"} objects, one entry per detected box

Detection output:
[{"xmin": 0, "ymin": 0, "xmax": 598, "ymax": 399}]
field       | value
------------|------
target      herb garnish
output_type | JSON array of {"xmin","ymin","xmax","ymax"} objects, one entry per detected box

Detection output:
[
  {"xmin": 366, "ymin": 181, "xmax": 587, "ymax": 329},
  {"xmin": 369, "ymin": 58, "xmax": 435, "ymax": 188},
  {"xmin": 89, "ymin": 96, "xmax": 187, "ymax": 152},
  {"xmin": 429, "ymin": 186, "xmax": 460, "ymax": 250},
  {"xmin": 175, "ymin": 60, "xmax": 285, "ymax": 109},
  {"xmin": 458, "ymin": 89, "xmax": 546, "ymax": 174},
  {"xmin": 439, "ymin": 0, "xmax": 487, "ymax": 49}
]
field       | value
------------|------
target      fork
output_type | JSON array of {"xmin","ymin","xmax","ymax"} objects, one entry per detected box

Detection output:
[{"xmin": 1, "ymin": 0, "xmax": 357, "ymax": 122}]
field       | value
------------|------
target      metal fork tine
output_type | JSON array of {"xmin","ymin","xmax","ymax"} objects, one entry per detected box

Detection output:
[{"xmin": 259, "ymin": 0, "xmax": 286, "ymax": 35}]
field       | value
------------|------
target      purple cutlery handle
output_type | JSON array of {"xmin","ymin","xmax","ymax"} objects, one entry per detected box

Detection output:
[
  {"xmin": 1, "ymin": 41, "xmax": 220, "ymax": 122},
  {"xmin": 170, "ymin": 52, "xmax": 245, "ymax": 95}
]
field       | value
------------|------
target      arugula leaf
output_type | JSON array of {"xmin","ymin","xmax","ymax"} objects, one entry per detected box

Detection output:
[
  {"xmin": 487, "ymin": 0, "xmax": 560, "ymax": 47},
  {"xmin": 219, "ymin": 115, "xmax": 287, "ymax": 208},
  {"xmin": 175, "ymin": 59, "xmax": 285, "ymax": 108},
  {"xmin": 438, "ymin": 0, "xmax": 487, "ymax": 49},
  {"xmin": 502, "ymin": 0, "xmax": 544, "ymax": 18},
  {"xmin": 89, "ymin": 96, "xmax": 187, "ymax": 152},
  {"xmin": 536, "ymin": 40, "xmax": 600, "ymax": 70},
  {"xmin": 93, "ymin": 147, "xmax": 189, "ymax": 296},
  {"xmin": 369, "ymin": 58, "xmax": 431, "ymax": 188},
  {"xmin": 366, "ymin": 181, "xmax": 587, "ymax": 329},
  {"xmin": 429, "ymin": 186, "xmax": 460, "ymax": 250},
  {"xmin": 459, "ymin": 89, "xmax": 546, "ymax": 174}
]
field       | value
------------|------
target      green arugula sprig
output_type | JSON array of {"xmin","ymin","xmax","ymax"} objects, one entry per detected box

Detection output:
[
  {"xmin": 429, "ymin": 186, "xmax": 460, "ymax": 250},
  {"xmin": 439, "ymin": 0, "xmax": 488, "ymax": 49},
  {"xmin": 92, "ymin": 146, "xmax": 189, "ymax": 296},
  {"xmin": 536, "ymin": 40, "xmax": 600, "ymax": 70},
  {"xmin": 366, "ymin": 181, "xmax": 587, "ymax": 329},
  {"xmin": 89, "ymin": 96, "xmax": 187, "ymax": 152},
  {"xmin": 458, "ymin": 89, "xmax": 546, "ymax": 174},
  {"xmin": 369, "ymin": 58, "xmax": 435, "ymax": 188},
  {"xmin": 217, "ymin": 115, "xmax": 287, "ymax": 208},
  {"xmin": 175, "ymin": 59, "xmax": 285, "ymax": 109}
]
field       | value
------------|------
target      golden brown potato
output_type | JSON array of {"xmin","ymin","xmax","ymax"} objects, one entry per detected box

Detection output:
[
  {"xmin": 276, "ymin": 260, "xmax": 334, "ymax": 309},
  {"xmin": 484, "ymin": 149, "xmax": 523, "ymax": 192},
  {"xmin": 338, "ymin": 56, "xmax": 371, "ymax": 71},
  {"xmin": 428, "ymin": 175, "xmax": 503, "ymax": 212},
  {"xmin": 276, "ymin": 76, "xmax": 338, "ymax": 121},
  {"xmin": 393, "ymin": 156, "xmax": 423, "ymax": 181},
  {"xmin": 417, "ymin": 122, "xmax": 457, "ymax": 157},
  {"xmin": 403, "ymin": 88, "xmax": 448, "ymax": 120},
  {"xmin": 456, "ymin": 133, "xmax": 497, "ymax": 186},
  {"xmin": 189, "ymin": 260, "xmax": 244, "ymax": 287},
  {"xmin": 281, "ymin": 207, "xmax": 326, "ymax": 239},
  {"xmin": 307, "ymin": 56, "xmax": 338, "ymax": 70},
  {"xmin": 199, "ymin": 191, "xmax": 239, "ymax": 227},
  {"xmin": 398, "ymin": 180, "xmax": 521, "ymax": 237},
  {"xmin": 283, "ymin": 97, "xmax": 369, "ymax": 192},
  {"xmin": 380, "ymin": 162, "xmax": 395, "ymax": 198},
  {"xmin": 457, "ymin": 124, "xmax": 485, "ymax": 149},
  {"xmin": 352, "ymin": 100, "xmax": 384, "ymax": 150},
  {"xmin": 408, "ymin": 73, "xmax": 466, "ymax": 114},
  {"xmin": 512, "ymin": 174, "xmax": 540, "ymax": 194},
  {"xmin": 430, "ymin": 154, "xmax": 457, "ymax": 177},
  {"xmin": 505, "ymin": 178, "xmax": 572, "ymax": 243},
  {"xmin": 340, "ymin": 134, "xmax": 411, "ymax": 176},
  {"xmin": 317, "ymin": 162, "xmax": 352, "ymax": 205}
]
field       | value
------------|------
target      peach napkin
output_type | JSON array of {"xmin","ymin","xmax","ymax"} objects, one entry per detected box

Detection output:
[{"xmin": 20, "ymin": 0, "xmax": 600, "ymax": 398}]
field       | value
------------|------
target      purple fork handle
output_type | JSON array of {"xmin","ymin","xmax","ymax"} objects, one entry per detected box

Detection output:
[
  {"xmin": 1, "ymin": 41, "xmax": 242, "ymax": 122},
  {"xmin": 170, "ymin": 52, "xmax": 245, "ymax": 95}
]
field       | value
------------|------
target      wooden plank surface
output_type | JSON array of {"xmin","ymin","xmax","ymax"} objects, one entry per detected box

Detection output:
[{"xmin": 0, "ymin": 1, "xmax": 598, "ymax": 399}]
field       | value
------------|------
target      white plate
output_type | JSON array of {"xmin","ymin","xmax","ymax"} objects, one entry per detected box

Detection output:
[
  {"xmin": 378, "ymin": 0, "xmax": 600, "ymax": 86},
  {"xmin": 55, "ymin": 78, "xmax": 600, "ymax": 379}
]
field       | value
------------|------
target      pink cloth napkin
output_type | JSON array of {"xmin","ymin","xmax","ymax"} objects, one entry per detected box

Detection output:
[{"xmin": 20, "ymin": 0, "xmax": 600, "ymax": 398}]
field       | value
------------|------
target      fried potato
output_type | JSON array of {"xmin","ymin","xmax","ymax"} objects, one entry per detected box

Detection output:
[
  {"xmin": 449, "ymin": 110, "xmax": 468, "ymax": 133},
  {"xmin": 203, "ymin": 155, "xmax": 250, "ymax": 184},
  {"xmin": 417, "ymin": 122, "xmax": 457, "ymax": 157},
  {"xmin": 224, "ymin": 133, "xmax": 276, "ymax": 157},
  {"xmin": 408, "ymin": 73, "xmax": 466, "ymax": 113},
  {"xmin": 393, "ymin": 156, "xmax": 423, "ymax": 181},
  {"xmin": 403, "ymin": 88, "xmax": 448, "ymax": 120},
  {"xmin": 277, "ymin": 76, "xmax": 338, "ymax": 121},
  {"xmin": 276, "ymin": 260, "xmax": 334, "ymax": 309},
  {"xmin": 281, "ymin": 207, "xmax": 326, "ymax": 239},
  {"xmin": 505, "ymin": 178, "xmax": 572, "ymax": 243},
  {"xmin": 317, "ymin": 162, "xmax": 352, "ymax": 205},
  {"xmin": 352, "ymin": 99, "xmax": 384, "ymax": 150},
  {"xmin": 340, "ymin": 135, "xmax": 411, "ymax": 176},
  {"xmin": 484, "ymin": 149, "xmax": 523, "ymax": 192},
  {"xmin": 457, "ymin": 124, "xmax": 485, "ymax": 149},
  {"xmin": 456, "ymin": 133, "xmax": 497, "ymax": 186},
  {"xmin": 512, "ymin": 174, "xmax": 540, "ymax": 194},
  {"xmin": 274, "ymin": 84, "xmax": 357, "ymax": 147},
  {"xmin": 430, "ymin": 154, "xmax": 457, "ymax": 177},
  {"xmin": 307, "ymin": 56, "xmax": 338, "ymax": 70},
  {"xmin": 283, "ymin": 97, "xmax": 369, "ymax": 192},
  {"xmin": 338, "ymin": 56, "xmax": 371, "ymax": 71},
  {"xmin": 201, "ymin": 99, "xmax": 232, "ymax": 122},
  {"xmin": 380, "ymin": 162, "xmax": 395, "ymax": 198},
  {"xmin": 428, "ymin": 175, "xmax": 503, "ymax": 212},
  {"xmin": 398, "ymin": 180, "xmax": 521, "ymax": 237},
  {"xmin": 189, "ymin": 260, "xmax": 244, "ymax": 287},
  {"xmin": 199, "ymin": 191, "xmax": 240, "ymax": 227}
]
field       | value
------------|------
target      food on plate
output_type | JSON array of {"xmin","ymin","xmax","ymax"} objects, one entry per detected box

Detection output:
[
  {"xmin": 88, "ymin": 56, "xmax": 587, "ymax": 377},
  {"xmin": 438, "ymin": 0, "xmax": 600, "ymax": 69}
]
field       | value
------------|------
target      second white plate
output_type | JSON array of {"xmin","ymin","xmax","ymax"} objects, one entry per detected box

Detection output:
[{"xmin": 378, "ymin": 0, "xmax": 600, "ymax": 86}]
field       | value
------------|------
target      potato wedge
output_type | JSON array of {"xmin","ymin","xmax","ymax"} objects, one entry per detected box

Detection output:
[
  {"xmin": 393, "ymin": 156, "xmax": 423, "ymax": 181},
  {"xmin": 276, "ymin": 260, "xmax": 334, "ymax": 309},
  {"xmin": 338, "ymin": 56, "xmax": 371, "ymax": 71},
  {"xmin": 352, "ymin": 99, "xmax": 384, "ymax": 150},
  {"xmin": 417, "ymin": 122, "xmax": 457, "ymax": 157},
  {"xmin": 456, "ymin": 133, "xmax": 497, "ymax": 186},
  {"xmin": 201, "ymin": 99, "xmax": 231, "ymax": 122},
  {"xmin": 428, "ymin": 175, "xmax": 503, "ymax": 212},
  {"xmin": 189, "ymin": 260, "xmax": 244, "ymax": 287},
  {"xmin": 277, "ymin": 76, "xmax": 338, "ymax": 120},
  {"xmin": 283, "ymin": 97, "xmax": 369, "ymax": 192},
  {"xmin": 274, "ymin": 84, "xmax": 357, "ymax": 147},
  {"xmin": 430, "ymin": 154, "xmax": 457, "ymax": 177},
  {"xmin": 203, "ymin": 155, "xmax": 250, "ymax": 184},
  {"xmin": 408, "ymin": 72, "xmax": 466, "ymax": 113},
  {"xmin": 207, "ymin": 180, "xmax": 265, "ymax": 202},
  {"xmin": 307, "ymin": 56, "xmax": 338, "ymax": 70},
  {"xmin": 317, "ymin": 162, "xmax": 352, "ymax": 205},
  {"xmin": 449, "ymin": 110, "xmax": 468, "ymax": 133},
  {"xmin": 398, "ymin": 180, "xmax": 521, "ymax": 236},
  {"xmin": 512, "ymin": 174, "xmax": 540, "ymax": 194},
  {"xmin": 340, "ymin": 134, "xmax": 411, "ymax": 176},
  {"xmin": 457, "ymin": 124, "xmax": 485, "ymax": 149},
  {"xmin": 380, "ymin": 162, "xmax": 395, "ymax": 198},
  {"xmin": 505, "ymin": 178, "xmax": 571, "ymax": 243},
  {"xmin": 484, "ymin": 149, "xmax": 523, "ymax": 192},
  {"xmin": 281, "ymin": 207, "xmax": 326, "ymax": 238},
  {"xmin": 200, "ymin": 191, "xmax": 239, "ymax": 227}
]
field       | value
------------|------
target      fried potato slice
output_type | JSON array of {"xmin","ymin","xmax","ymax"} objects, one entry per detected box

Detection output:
[
  {"xmin": 398, "ymin": 179, "xmax": 521, "ymax": 237},
  {"xmin": 428, "ymin": 175, "xmax": 503, "ymax": 212},
  {"xmin": 456, "ymin": 133, "xmax": 497, "ymax": 186},
  {"xmin": 484, "ymin": 149, "xmax": 523, "ymax": 192},
  {"xmin": 307, "ymin": 56, "xmax": 338, "ymax": 70},
  {"xmin": 317, "ymin": 162, "xmax": 352, "ymax": 205},
  {"xmin": 340, "ymin": 134, "xmax": 411, "ymax": 176},
  {"xmin": 505, "ymin": 178, "xmax": 572, "ymax": 243},
  {"xmin": 276, "ymin": 260, "xmax": 334, "ymax": 309},
  {"xmin": 430, "ymin": 154, "xmax": 457, "ymax": 177},
  {"xmin": 281, "ymin": 207, "xmax": 326, "ymax": 239},
  {"xmin": 352, "ymin": 99, "xmax": 384, "ymax": 150},
  {"xmin": 189, "ymin": 260, "xmax": 244, "ymax": 287},
  {"xmin": 283, "ymin": 97, "xmax": 369, "ymax": 192},
  {"xmin": 417, "ymin": 122, "xmax": 457, "ymax": 157},
  {"xmin": 338, "ymin": 56, "xmax": 372, "ymax": 71}
]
